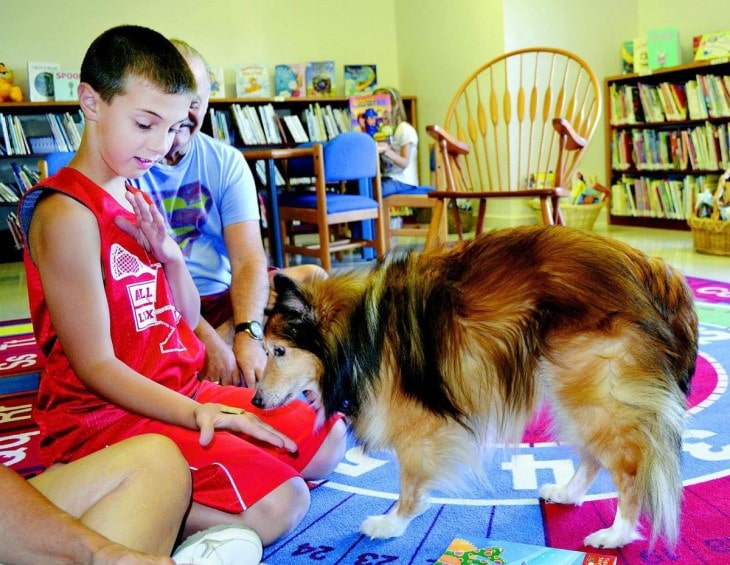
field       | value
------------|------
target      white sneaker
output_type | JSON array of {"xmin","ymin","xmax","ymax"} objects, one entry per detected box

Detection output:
[{"xmin": 172, "ymin": 523, "xmax": 263, "ymax": 565}]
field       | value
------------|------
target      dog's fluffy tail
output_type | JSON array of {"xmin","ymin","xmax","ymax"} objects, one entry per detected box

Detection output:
[
  {"xmin": 637, "ymin": 257, "xmax": 699, "ymax": 395},
  {"xmin": 638, "ymin": 389, "xmax": 685, "ymax": 548}
]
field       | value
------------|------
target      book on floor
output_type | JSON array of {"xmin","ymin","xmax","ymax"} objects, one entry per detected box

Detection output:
[{"xmin": 434, "ymin": 537, "xmax": 617, "ymax": 565}]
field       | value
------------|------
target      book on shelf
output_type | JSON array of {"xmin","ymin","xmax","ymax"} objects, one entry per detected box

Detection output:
[
  {"xmin": 349, "ymin": 93, "xmax": 392, "ymax": 141},
  {"xmin": 344, "ymin": 64, "xmax": 377, "ymax": 95},
  {"xmin": 647, "ymin": 27, "xmax": 681, "ymax": 70},
  {"xmin": 305, "ymin": 61, "xmax": 336, "ymax": 97},
  {"xmin": 234, "ymin": 64, "xmax": 270, "ymax": 98},
  {"xmin": 281, "ymin": 114, "xmax": 309, "ymax": 143},
  {"xmin": 274, "ymin": 64, "xmax": 306, "ymax": 98},
  {"xmin": 0, "ymin": 181, "xmax": 20, "ymax": 203},
  {"xmin": 694, "ymin": 30, "xmax": 730, "ymax": 62},
  {"xmin": 621, "ymin": 41, "xmax": 634, "ymax": 74},
  {"xmin": 27, "ymin": 61, "xmax": 61, "ymax": 102},
  {"xmin": 209, "ymin": 66, "xmax": 226, "ymax": 99},
  {"xmin": 434, "ymin": 537, "xmax": 617, "ymax": 565},
  {"xmin": 632, "ymin": 37, "xmax": 650, "ymax": 75},
  {"xmin": 52, "ymin": 70, "xmax": 80, "ymax": 102}
]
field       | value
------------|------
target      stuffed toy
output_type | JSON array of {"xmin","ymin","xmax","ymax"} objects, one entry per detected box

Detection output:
[{"xmin": 0, "ymin": 63, "xmax": 25, "ymax": 102}]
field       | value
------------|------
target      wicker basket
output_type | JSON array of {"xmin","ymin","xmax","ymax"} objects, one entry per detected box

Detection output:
[
  {"xmin": 687, "ymin": 169, "xmax": 730, "ymax": 256},
  {"xmin": 527, "ymin": 199, "xmax": 606, "ymax": 231}
]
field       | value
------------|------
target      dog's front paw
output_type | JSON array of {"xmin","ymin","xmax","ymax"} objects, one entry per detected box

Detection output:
[
  {"xmin": 584, "ymin": 524, "xmax": 642, "ymax": 549},
  {"xmin": 539, "ymin": 483, "xmax": 582, "ymax": 505},
  {"xmin": 360, "ymin": 513, "xmax": 409, "ymax": 539}
]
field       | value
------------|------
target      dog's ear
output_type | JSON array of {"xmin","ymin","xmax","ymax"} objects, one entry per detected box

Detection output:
[{"xmin": 271, "ymin": 273, "xmax": 311, "ymax": 319}]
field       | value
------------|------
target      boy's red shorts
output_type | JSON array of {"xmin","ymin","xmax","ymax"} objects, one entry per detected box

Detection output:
[{"xmin": 99, "ymin": 381, "xmax": 342, "ymax": 514}]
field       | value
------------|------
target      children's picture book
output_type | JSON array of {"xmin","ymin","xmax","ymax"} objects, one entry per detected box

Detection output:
[
  {"xmin": 344, "ymin": 64, "xmax": 377, "ymax": 95},
  {"xmin": 208, "ymin": 66, "xmax": 225, "ymax": 99},
  {"xmin": 305, "ymin": 61, "xmax": 336, "ymax": 97},
  {"xmin": 435, "ymin": 537, "xmax": 618, "ymax": 565},
  {"xmin": 274, "ymin": 64, "xmax": 306, "ymax": 98},
  {"xmin": 694, "ymin": 30, "xmax": 730, "ymax": 61},
  {"xmin": 27, "ymin": 61, "xmax": 61, "ymax": 102},
  {"xmin": 52, "ymin": 70, "xmax": 80, "ymax": 102},
  {"xmin": 647, "ymin": 27, "xmax": 681, "ymax": 70},
  {"xmin": 632, "ymin": 37, "xmax": 650, "ymax": 75},
  {"xmin": 349, "ymin": 93, "xmax": 392, "ymax": 141},
  {"xmin": 620, "ymin": 41, "xmax": 633, "ymax": 74},
  {"xmin": 234, "ymin": 64, "xmax": 270, "ymax": 98}
]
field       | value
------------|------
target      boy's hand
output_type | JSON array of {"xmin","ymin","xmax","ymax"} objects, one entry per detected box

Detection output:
[
  {"xmin": 194, "ymin": 403, "xmax": 298, "ymax": 453},
  {"xmin": 115, "ymin": 191, "xmax": 179, "ymax": 265}
]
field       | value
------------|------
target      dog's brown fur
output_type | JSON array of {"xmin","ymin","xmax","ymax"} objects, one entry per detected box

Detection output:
[{"xmin": 253, "ymin": 225, "xmax": 698, "ymax": 548}]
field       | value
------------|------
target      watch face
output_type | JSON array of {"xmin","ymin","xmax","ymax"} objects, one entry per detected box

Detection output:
[{"xmin": 248, "ymin": 321, "xmax": 264, "ymax": 339}]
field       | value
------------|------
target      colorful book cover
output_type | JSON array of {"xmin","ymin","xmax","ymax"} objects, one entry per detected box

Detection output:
[
  {"xmin": 234, "ymin": 64, "xmax": 270, "ymax": 98},
  {"xmin": 620, "ymin": 41, "xmax": 634, "ymax": 74},
  {"xmin": 694, "ymin": 30, "xmax": 730, "ymax": 61},
  {"xmin": 27, "ymin": 61, "xmax": 61, "ymax": 102},
  {"xmin": 274, "ymin": 63, "xmax": 306, "ymax": 98},
  {"xmin": 305, "ymin": 60, "xmax": 336, "ymax": 97},
  {"xmin": 349, "ymin": 93, "xmax": 392, "ymax": 141},
  {"xmin": 209, "ymin": 66, "xmax": 225, "ymax": 99},
  {"xmin": 632, "ymin": 37, "xmax": 651, "ymax": 75},
  {"xmin": 435, "ymin": 537, "xmax": 617, "ymax": 565},
  {"xmin": 647, "ymin": 27, "xmax": 681, "ymax": 70},
  {"xmin": 52, "ymin": 70, "xmax": 80, "ymax": 102},
  {"xmin": 344, "ymin": 64, "xmax": 377, "ymax": 95}
]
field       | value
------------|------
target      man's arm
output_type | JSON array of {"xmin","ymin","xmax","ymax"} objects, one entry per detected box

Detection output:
[{"xmin": 226, "ymin": 220, "xmax": 270, "ymax": 387}]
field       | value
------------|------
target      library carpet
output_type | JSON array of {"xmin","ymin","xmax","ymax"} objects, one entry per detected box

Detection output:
[{"xmin": 1, "ymin": 277, "xmax": 729, "ymax": 564}]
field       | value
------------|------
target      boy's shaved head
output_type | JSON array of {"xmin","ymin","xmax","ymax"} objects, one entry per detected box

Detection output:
[{"xmin": 81, "ymin": 25, "xmax": 195, "ymax": 103}]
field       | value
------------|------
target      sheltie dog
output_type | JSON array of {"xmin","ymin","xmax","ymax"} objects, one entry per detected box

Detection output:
[{"xmin": 252, "ymin": 225, "xmax": 698, "ymax": 549}]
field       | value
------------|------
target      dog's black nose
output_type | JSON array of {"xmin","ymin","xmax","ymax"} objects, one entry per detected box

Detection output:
[{"xmin": 251, "ymin": 392, "xmax": 264, "ymax": 408}]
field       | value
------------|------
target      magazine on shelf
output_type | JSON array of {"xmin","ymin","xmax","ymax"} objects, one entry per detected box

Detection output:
[
  {"xmin": 235, "ymin": 64, "xmax": 270, "ymax": 98},
  {"xmin": 305, "ymin": 61, "xmax": 336, "ymax": 97},
  {"xmin": 52, "ymin": 70, "xmax": 80, "ymax": 102},
  {"xmin": 27, "ymin": 61, "xmax": 61, "ymax": 102},
  {"xmin": 209, "ymin": 66, "xmax": 225, "ymax": 99},
  {"xmin": 274, "ymin": 64, "xmax": 306, "ymax": 98},
  {"xmin": 344, "ymin": 64, "xmax": 377, "ymax": 95}
]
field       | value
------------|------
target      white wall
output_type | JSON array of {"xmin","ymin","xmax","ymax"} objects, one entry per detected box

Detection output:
[{"xmin": 2, "ymin": 0, "xmax": 402, "ymax": 99}]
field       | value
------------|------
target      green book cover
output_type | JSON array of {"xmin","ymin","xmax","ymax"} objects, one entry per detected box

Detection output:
[{"xmin": 647, "ymin": 27, "xmax": 681, "ymax": 70}]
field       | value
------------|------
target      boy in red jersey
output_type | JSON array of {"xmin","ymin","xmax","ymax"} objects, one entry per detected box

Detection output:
[{"xmin": 19, "ymin": 24, "xmax": 345, "ymax": 553}]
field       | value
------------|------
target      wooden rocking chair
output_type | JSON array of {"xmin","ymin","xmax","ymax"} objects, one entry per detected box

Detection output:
[{"xmin": 424, "ymin": 47, "xmax": 602, "ymax": 248}]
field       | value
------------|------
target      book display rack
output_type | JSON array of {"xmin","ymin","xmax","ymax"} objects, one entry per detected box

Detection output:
[{"xmin": 606, "ymin": 59, "xmax": 730, "ymax": 230}]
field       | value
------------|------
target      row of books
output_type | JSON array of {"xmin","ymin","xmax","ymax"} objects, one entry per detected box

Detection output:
[
  {"xmin": 609, "ymin": 73, "xmax": 730, "ymax": 124},
  {"xmin": 0, "ymin": 111, "xmax": 84, "ymax": 156},
  {"xmin": 611, "ymin": 122, "xmax": 730, "ymax": 172},
  {"xmin": 610, "ymin": 173, "xmax": 720, "ymax": 220},
  {"xmin": 0, "ymin": 162, "xmax": 40, "ymax": 203},
  {"xmin": 233, "ymin": 62, "xmax": 378, "ymax": 99},
  {"xmin": 216, "ymin": 102, "xmax": 359, "ymax": 147}
]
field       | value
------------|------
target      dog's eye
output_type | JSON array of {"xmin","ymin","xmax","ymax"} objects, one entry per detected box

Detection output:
[{"xmin": 273, "ymin": 346, "xmax": 285, "ymax": 357}]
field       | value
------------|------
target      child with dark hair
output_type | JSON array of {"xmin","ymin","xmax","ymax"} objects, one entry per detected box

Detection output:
[{"xmin": 20, "ymin": 25, "xmax": 343, "ymax": 563}]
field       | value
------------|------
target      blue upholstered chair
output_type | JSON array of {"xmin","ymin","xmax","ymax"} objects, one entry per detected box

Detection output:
[
  {"xmin": 38, "ymin": 151, "xmax": 75, "ymax": 179},
  {"xmin": 277, "ymin": 132, "xmax": 386, "ymax": 272}
]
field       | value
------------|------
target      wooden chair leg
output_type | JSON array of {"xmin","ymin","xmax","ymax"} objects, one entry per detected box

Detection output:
[
  {"xmin": 425, "ymin": 200, "xmax": 447, "ymax": 250},
  {"xmin": 318, "ymin": 224, "xmax": 332, "ymax": 272},
  {"xmin": 279, "ymin": 218, "xmax": 291, "ymax": 268}
]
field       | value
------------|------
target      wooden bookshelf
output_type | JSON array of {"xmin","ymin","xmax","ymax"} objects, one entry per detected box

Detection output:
[
  {"xmin": 0, "ymin": 96, "xmax": 418, "ymax": 262},
  {"xmin": 204, "ymin": 95, "xmax": 417, "ymax": 147},
  {"xmin": 605, "ymin": 59, "xmax": 730, "ymax": 230}
]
